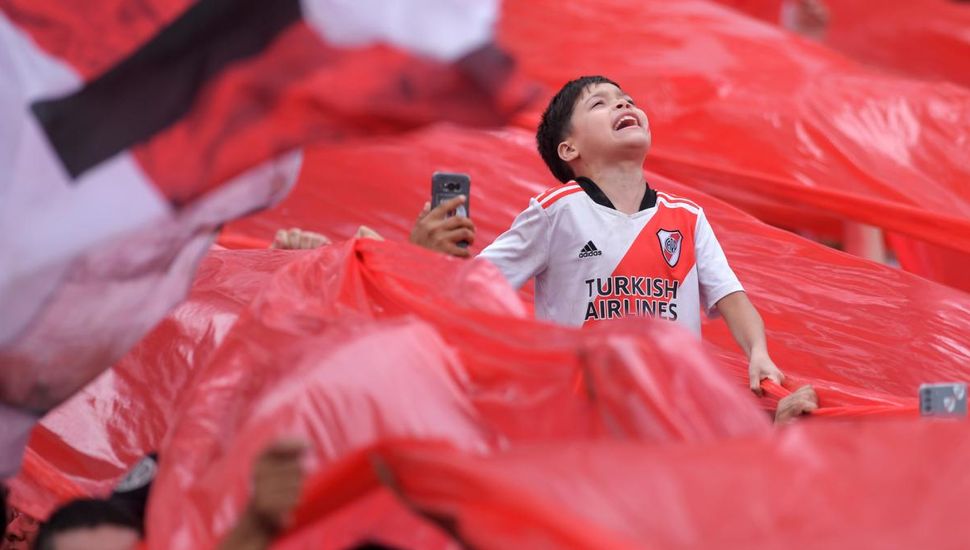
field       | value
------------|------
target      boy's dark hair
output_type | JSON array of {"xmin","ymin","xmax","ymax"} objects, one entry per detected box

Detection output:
[
  {"xmin": 34, "ymin": 498, "xmax": 142, "ymax": 550},
  {"xmin": 536, "ymin": 75, "xmax": 620, "ymax": 183}
]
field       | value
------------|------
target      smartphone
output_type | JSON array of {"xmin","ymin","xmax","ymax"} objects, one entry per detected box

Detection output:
[
  {"xmin": 431, "ymin": 172, "xmax": 471, "ymax": 248},
  {"xmin": 919, "ymin": 382, "xmax": 967, "ymax": 418}
]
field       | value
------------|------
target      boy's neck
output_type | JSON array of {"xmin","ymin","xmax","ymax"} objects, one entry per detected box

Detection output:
[{"xmin": 576, "ymin": 159, "xmax": 646, "ymax": 215}]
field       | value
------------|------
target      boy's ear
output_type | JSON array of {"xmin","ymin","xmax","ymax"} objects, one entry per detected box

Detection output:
[{"xmin": 557, "ymin": 140, "xmax": 578, "ymax": 163}]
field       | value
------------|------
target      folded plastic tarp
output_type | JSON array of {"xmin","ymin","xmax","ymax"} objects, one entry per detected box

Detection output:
[
  {"xmin": 12, "ymin": 125, "xmax": 970, "ymax": 548},
  {"xmin": 141, "ymin": 239, "xmax": 774, "ymax": 548},
  {"xmin": 227, "ymin": 126, "xmax": 970, "ymax": 404},
  {"xmin": 0, "ymin": 0, "xmax": 532, "ymax": 472},
  {"xmin": 497, "ymin": 0, "xmax": 970, "ymax": 291},
  {"xmin": 3, "ymin": 251, "xmax": 296, "ymax": 519},
  {"xmin": 717, "ymin": 0, "xmax": 970, "ymax": 88},
  {"xmin": 147, "ymin": 232, "xmax": 970, "ymax": 548},
  {"xmin": 823, "ymin": 0, "xmax": 970, "ymax": 88},
  {"xmin": 291, "ymin": 418, "xmax": 970, "ymax": 550}
]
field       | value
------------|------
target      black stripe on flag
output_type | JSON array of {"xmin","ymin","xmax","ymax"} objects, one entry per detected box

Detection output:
[{"xmin": 31, "ymin": 0, "xmax": 302, "ymax": 180}]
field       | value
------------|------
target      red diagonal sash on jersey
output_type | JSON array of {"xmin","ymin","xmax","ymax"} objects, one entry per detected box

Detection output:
[{"xmin": 583, "ymin": 204, "xmax": 697, "ymax": 326}]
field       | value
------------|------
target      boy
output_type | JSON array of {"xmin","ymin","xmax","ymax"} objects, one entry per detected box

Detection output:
[{"xmin": 412, "ymin": 76, "xmax": 799, "ymax": 400}]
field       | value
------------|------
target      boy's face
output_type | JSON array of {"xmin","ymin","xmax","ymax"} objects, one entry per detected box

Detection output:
[{"xmin": 561, "ymin": 83, "xmax": 651, "ymax": 169}]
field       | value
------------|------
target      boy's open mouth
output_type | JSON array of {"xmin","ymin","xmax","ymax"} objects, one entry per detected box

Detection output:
[{"xmin": 613, "ymin": 114, "xmax": 640, "ymax": 131}]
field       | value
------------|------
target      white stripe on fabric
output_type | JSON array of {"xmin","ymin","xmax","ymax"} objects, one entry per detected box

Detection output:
[
  {"xmin": 656, "ymin": 195, "xmax": 701, "ymax": 215},
  {"xmin": 0, "ymin": 11, "xmax": 169, "ymax": 344},
  {"xmin": 656, "ymin": 192, "xmax": 700, "ymax": 210},
  {"xmin": 301, "ymin": 0, "xmax": 498, "ymax": 62}
]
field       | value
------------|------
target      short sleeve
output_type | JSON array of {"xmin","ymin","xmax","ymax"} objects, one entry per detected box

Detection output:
[
  {"xmin": 694, "ymin": 208, "xmax": 744, "ymax": 315},
  {"xmin": 478, "ymin": 198, "xmax": 551, "ymax": 290}
]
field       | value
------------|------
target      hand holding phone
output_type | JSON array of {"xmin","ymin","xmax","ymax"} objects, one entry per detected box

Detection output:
[
  {"xmin": 409, "ymin": 172, "xmax": 476, "ymax": 257},
  {"xmin": 431, "ymin": 172, "xmax": 472, "ymax": 248}
]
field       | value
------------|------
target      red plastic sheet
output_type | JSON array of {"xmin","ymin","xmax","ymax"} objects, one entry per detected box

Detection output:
[
  {"xmin": 497, "ymin": 0, "xmax": 970, "ymax": 290},
  {"xmin": 711, "ymin": 0, "xmax": 970, "ymax": 291},
  {"xmin": 294, "ymin": 419, "xmax": 970, "ymax": 550},
  {"xmin": 823, "ymin": 0, "xmax": 970, "ymax": 88},
  {"xmin": 0, "ymin": 0, "xmax": 533, "ymax": 460},
  {"xmin": 228, "ymin": 126, "xmax": 970, "ymax": 404},
  {"xmin": 3, "ymin": 251, "xmax": 295, "ymax": 519},
  {"xmin": 718, "ymin": 0, "xmax": 970, "ymax": 89},
  {"xmin": 6, "ymin": 1, "xmax": 970, "ymax": 545},
  {"xmin": 140, "ymin": 239, "xmax": 772, "ymax": 548},
  {"xmin": 11, "ymin": 125, "xmax": 970, "ymax": 548}
]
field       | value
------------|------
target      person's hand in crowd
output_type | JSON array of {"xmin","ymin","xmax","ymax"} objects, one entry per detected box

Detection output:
[
  {"xmin": 247, "ymin": 439, "xmax": 307, "ymax": 533},
  {"xmin": 409, "ymin": 196, "xmax": 476, "ymax": 258},
  {"xmin": 783, "ymin": 0, "xmax": 829, "ymax": 39},
  {"xmin": 774, "ymin": 385, "xmax": 819, "ymax": 424},
  {"xmin": 354, "ymin": 225, "xmax": 384, "ymax": 241},
  {"xmin": 219, "ymin": 440, "xmax": 307, "ymax": 550},
  {"xmin": 271, "ymin": 228, "xmax": 331, "ymax": 250},
  {"xmin": 3, "ymin": 506, "xmax": 39, "ymax": 550},
  {"xmin": 748, "ymin": 352, "xmax": 785, "ymax": 397}
]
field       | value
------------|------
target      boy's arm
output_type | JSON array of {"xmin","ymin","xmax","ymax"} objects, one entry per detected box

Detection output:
[
  {"xmin": 477, "ymin": 198, "xmax": 552, "ymax": 289},
  {"xmin": 411, "ymin": 194, "xmax": 551, "ymax": 290},
  {"xmin": 716, "ymin": 291, "xmax": 785, "ymax": 395},
  {"xmin": 693, "ymin": 208, "xmax": 783, "ymax": 395}
]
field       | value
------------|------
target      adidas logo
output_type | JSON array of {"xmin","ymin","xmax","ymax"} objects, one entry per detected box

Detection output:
[{"xmin": 578, "ymin": 240, "xmax": 603, "ymax": 258}]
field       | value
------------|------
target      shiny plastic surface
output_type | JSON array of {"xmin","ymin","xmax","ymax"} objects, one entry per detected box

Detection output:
[
  {"xmin": 718, "ymin": 0, "xmax": 970, "ymax": 88},
  {"xmin": 6, "ymin": 1, "xmax": 970, "ymax": 547},
  {"xmin": 294, "ymin": 419, "xmax": 970, "ymax": 550},
  {"xmin": 229, "ymin": 125, "xmax": 970, "ymax": 405},
  {"xmin": 499, "ymin": 0, "xmax": 970, "ymax": 290},
  {"xmin": 10, "ymin": 126, "xmax": 970, "ymax": 548},
  {"xmin": 712, "ymin": 0, "xmax": 970, "ymax": 291},
  {"xmin": 0, "ymin": 0, "xmax": 531, "ymax": 452},
  {"xmin": 823, "ymin": 0, "xmax": 970, "ymax": 88}
]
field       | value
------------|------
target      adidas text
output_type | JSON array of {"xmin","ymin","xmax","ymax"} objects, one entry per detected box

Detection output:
[{"xmin": 579, "ymin": 241, "xmax": 603, "ymax": 258}]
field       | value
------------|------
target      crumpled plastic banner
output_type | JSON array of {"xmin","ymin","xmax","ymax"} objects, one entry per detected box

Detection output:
[
  {"xmin": 7, "ymin": 1, "xmax": 970, "ymax": 546},
  {"xmin": 822, "ymin": 0, "xmax": 970, "ymax": 89},
  {"xmin": 717, "ymin": 0, "xmax": 970, "ymax": 89},
  {"xmin": 226, "ymin": 125, "xmax": 970, "ymax": 405},
  {"xmin": 10, "ymin": 125, "xmax": 970, "ymax": 548},
  {"xmin": 144, "ymin": 239, "xmax": 774, "ymax": 548},
  {"xmin": 498, "ymin": 0, "xmax": 970, "ymax": 291},
  {"xmin": 292, "ymin": 418, "xmax": 970, "ymax": 549},
  {"xmin": 0, "ymin": 0, "xmax": 534, "ymax": 476}
]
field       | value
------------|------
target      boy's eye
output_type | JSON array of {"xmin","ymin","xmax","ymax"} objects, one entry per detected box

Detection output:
[{"xmin": 592, "ymin": 100, "xmax": 604, "ymax": 108}]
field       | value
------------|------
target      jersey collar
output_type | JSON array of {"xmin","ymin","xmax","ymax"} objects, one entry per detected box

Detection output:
[{"xmin": 573, "ymin": 177, "xmax": 657, "ymax": 211}]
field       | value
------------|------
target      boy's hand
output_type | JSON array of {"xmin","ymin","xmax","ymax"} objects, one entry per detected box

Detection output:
[
  {"xmin": 774, "ymin": 385, "xmax": 818, "ymax": 424},
  {"xmin": 749, "ymin": 351, "xmax": 785, "ymax": 396},
  {"xmin": 410, "ymin": 196, "xmax": 476, "ymax": 258}
]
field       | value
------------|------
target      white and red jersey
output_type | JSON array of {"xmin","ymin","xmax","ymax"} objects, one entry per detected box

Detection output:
[{"xmin": 479, "ymin": 178, "xmax": 743, "ymax": 336}]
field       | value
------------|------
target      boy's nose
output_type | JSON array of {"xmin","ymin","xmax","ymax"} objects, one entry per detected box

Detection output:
[{"xmin": 614, "ymin": 99, "xmax": 631, "ymax": 109}]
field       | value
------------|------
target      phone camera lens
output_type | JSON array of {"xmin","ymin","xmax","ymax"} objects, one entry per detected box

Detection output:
[{"xmin": 445, "ymin": 182, "xmax": 459, "ymax": 192}]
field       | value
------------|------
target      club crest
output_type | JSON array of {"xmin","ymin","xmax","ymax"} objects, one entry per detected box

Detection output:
[{"xmin": 656, "ymin": 229, "xmax": 683, "ymax": 267}]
